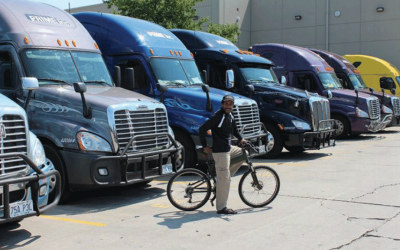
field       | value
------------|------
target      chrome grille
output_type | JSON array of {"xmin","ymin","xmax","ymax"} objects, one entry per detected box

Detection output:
[
  {"xmin": 310, "ymin": 98, "xmax": 331, "ymax": 131},
  {"xmin": 391, "ymin": 97, "xmax": 400, "ymax": 116},
  {"xmin": 367, "ymin": 98, "xmax": 380, "ymax": 119},
  {"xmin": 232, "ymin": 104, "xmax": 261, "ymax": 135},
  {"xmin": 0, "ymin": 115, "xmax": 28, "ymax": 176},
  {"xmin": 114, "ymin": 108, "xmax": 169, "ymax": 152}
]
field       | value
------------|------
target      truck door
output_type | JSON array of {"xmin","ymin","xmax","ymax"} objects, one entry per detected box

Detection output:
[
  {"xmin": 292, "ymin": 72, "xmax": 320, "ymax": 94},
  {"xmin": 117, "ymin": 57, "xmax": 151, "ymax": 96},
  {"xmin": 0, "ymin": 46, "xmax": 23, "ymax": 99}
]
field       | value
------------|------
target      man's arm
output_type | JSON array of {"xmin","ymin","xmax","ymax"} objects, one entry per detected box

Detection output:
[{"xmin": 199, "ymin": 112, "xmax": 220, "ymax": 148}]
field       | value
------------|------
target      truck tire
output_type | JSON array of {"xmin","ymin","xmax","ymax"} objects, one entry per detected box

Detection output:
[
  {"xmin": 285, "ymin": 146, "xmax": 305, "ymax": 154},
  {"xmin": 43, "ymin": 144, "xmax": 71, "ymax": 204},
  {"xmin": 332, "ymin": 114, "xmax": 350, "ymax": 139},
  {"xmin": 260, "ymin": 124, "xmax": 283, "ymax": 159},
  {"xmin": 174, "ymin": 131, "xmax": 196, "ymax": 168}
]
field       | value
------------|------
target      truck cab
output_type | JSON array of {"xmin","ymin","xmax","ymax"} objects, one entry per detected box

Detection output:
[
  {"xmin": 171, "ymin": 30, "xmax": 335, "ymax": 158},
  {"xmin": 0, "ymin": 92, "xmax": 60, "ymax": 224},
  {"xmin": 74, "ymin": 13, "xmax": 267, "ymax": 168},
  {"xmin": 343, "ymin": 55, "xmax": 400, "ymax": 100},
  {"xmin": 252, "ymin": 43, "xmax": 385, "ymax": 138},
  {"xmin": 0, "ymin": 0, "xmax": 183, "ymax": 202},
  {"xmin": 311, "ymin": 49, "xmax": 399, "ymax": 127}
]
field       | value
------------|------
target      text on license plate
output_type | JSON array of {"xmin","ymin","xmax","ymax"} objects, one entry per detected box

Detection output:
[
  {"xmin": 162, "ymin": 164, "xmax": 173, "ymax": 174},
  {"xmin": 10, "ymin": 200, "xmax": 34, "ymax": 218}
]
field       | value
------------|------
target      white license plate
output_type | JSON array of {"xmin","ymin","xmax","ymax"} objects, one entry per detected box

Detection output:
[
  {"xmin": 10, "ymin": 200, "xmax": 34, "ymax": 218},
  {"xmin": 162, "ymin": 164, "xmax": 173, "ymax": 174}
]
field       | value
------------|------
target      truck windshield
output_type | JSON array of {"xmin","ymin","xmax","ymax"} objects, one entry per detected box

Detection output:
[
  {"xmin": 238, "ymin": 64, "xmax": 279, "ymax": 84},
  {"xmin": 350, "ymin": 74, "xmax": 367, "ymax": 89},
  {"xmin": 318, "ymin": 73, "xmax": 342, "ymax": 90},
  {"xmin": 149, "ymin": 58, "xmax": 203, "ymax": 86},
  {"xmin": 396, "ymin": 76, "xmax": 400, "ymax": 87},
  {"xmin": 21, "ymin": 49, "xmax": 113, "ymax": 86}
]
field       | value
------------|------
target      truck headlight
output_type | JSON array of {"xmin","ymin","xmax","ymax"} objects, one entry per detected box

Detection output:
[
  {"xmin": 292, "ymin": 120, "xmax": 311, "ymax": 130},
  {"xmin": 77, "ymin": 132, "xmax": 112, "ymax": 152},
  {"xmin": 356, "ymin": 107, "xmax": 369, "ymax": 118},
  {"xmin": 30, "ymin": 135, "xmax": 46, "ymax": 166},
  {"xmin": 381, "ymin": 105, "xmax": 393, "ymax": 114}
]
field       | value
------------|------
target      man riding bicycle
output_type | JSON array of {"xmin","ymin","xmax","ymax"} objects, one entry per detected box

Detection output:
[{"xmin": 199, "ymin": 95, "xmax": 246, "ymax": 214}]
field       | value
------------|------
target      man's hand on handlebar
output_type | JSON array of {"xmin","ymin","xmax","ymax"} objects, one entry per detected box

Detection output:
[
  {"xmin": 240, "ymin": 139, "xmax": 247, "ymax": 146},
  {"xmin": 203, "ymin": 146, "xmax": 212, "ymax": 154}
]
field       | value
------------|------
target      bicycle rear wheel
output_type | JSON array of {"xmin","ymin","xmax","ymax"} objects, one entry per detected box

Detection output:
[
  {"xmin": 167, "ymin": 168, "xmax": 212, "ymax": 211},
  {"xmin": 238, "ymin": 165, "xmax": 280, "ymax": 208}
]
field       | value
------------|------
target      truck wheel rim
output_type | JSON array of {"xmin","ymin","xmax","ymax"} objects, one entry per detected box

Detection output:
[
  {"xmin": 335, "ymin": 120, "xmax": 344, "ymax": 136},
  {"xmin": 266, "ymin": 131, "xmax": 275, "ymax": 152},
  {"xmin": 45, "ymin": 158, "xmax": 56, "ymax": 193}
]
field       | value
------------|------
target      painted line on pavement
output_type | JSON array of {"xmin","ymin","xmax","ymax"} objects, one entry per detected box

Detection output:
[{"xmin": 40, "ymin": 215, "xmax": 106, "ymax": 227}]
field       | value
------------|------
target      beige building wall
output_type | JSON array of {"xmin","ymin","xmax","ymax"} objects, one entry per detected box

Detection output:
[{"xmin": 69, "ymin": 1, "xmax": 400, "ymax": 68}]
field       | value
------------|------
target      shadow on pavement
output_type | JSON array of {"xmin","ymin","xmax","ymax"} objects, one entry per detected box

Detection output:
[
  {"xmin": 0, "ymin": 222, "xmax": 41, "ymax": 249},
  {"xmin": 154, "ymin": 206, "xmax": 272, "ymax": 229}
]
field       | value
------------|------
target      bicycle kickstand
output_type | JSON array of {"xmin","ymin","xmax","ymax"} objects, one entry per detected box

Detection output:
[{"xmin": 210, "ymin": 193, "xmax": 216, "ymax": 207}]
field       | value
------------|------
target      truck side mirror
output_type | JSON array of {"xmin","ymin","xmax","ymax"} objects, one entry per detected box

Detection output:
[
  {"xmin": 21, "ymin": 77, "xmax": 39, "ymax": 111},
  {"xmin": 354, "ymin": 89, "xmax": 359, "ymax": 104},
  {"xmin": 391, "ymin": 88, "xmax": 396, "ymax": 95},
  {"xmin": 380, "ymin": 77, "xmax": 394, "ymax": 90},
  {"xmin": 74, "ymin": 82, "xmax": 91, "ymax": 119},
  {"xmin": 322, "ymin": 90, "xmax": 332, "ymax": 99},
  {"xmin": 201, "ymin": 84, "xmax": 213, "ymax": 112},
  {"xmin": 114, "ymin": 66, "xmax": 121, "ymax": 87},
  {"xmin": 281, "ymin": 76, "xmax": 287, "ymax": 85},
  {"xmin": 202, "ymin": 70, "xmax": 208, "ymax": 85},
  {"xmin": 156, "ymin": 83, "xmax": 168, "ymax": 103},
  {"xmin": 226, "ymin": 69, "xmax": 234, "ymax": 89},
  {"xmin": 126, "ymin": 68, "xmax": 135, "ymax": 89}
]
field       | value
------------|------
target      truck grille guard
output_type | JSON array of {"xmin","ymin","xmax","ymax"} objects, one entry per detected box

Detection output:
[
  {"xmin": 0, "ymin": 153, "xmax": 61, "ymax": 224},
  {"xmin": 239, "ymin": 122, "xmax": 269, "ymax": 157},
  {"xmin": 303, "ymin": 119, "xmax": 337, "ymax": 150},
  {"xmin": 90, "ymin": 133, "xmax": 183, "ymax": 186}
]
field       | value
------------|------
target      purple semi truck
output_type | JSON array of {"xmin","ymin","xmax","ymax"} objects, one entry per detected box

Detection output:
[
  {"xmin": 309, "ymin": 49, "xmax": 399, "ymax": 127},
  {"xmin": 251, "ymin": 44, "xmax": 386, "ymax": 138}
]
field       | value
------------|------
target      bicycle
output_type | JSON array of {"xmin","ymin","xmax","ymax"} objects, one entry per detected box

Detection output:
[{"xmin": 166, "ymin": 141, "xmax": 280, "ymax": 211}]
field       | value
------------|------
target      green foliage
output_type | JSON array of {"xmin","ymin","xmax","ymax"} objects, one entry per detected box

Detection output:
[
  {"xmin": 104, "ymin": 0, "xmax": 208, "ymax": 30},
  {"xmin": 206, "ymin": 22, "xmax": 241, "ymax": 44},
  {"xmin": 104, "ymin": 0, "xmax": 241, "ymax": 43}
]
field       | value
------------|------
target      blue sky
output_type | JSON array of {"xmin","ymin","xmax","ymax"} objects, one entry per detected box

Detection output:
[{"xmin": 29, "ymin": 0, "xmax": 104, "ymax": 10}]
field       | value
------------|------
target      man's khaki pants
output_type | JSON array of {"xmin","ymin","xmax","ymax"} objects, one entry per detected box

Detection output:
[{"xmin": 212, "ymin": 146, "xmax": 245, "ymax": 211}]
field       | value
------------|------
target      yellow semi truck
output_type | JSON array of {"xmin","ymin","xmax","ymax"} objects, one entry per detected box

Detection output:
[{"xmin": 343, "ymin": 55, "xmax": 400, "ymax": 99}]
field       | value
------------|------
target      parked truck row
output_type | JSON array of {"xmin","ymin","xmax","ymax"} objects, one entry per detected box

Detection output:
[{"xmin": 1, "ymin": 0, "xmax": 396, "ymax": 224}]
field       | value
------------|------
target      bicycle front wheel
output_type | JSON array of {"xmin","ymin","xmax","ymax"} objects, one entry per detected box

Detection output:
[
  {"xmin": 167, "ymin": 168, "xmax": 212, "ymax": 211},
  {"xmin": 239, "ymin": 165, "xmax": 280, "ymax": 208}
]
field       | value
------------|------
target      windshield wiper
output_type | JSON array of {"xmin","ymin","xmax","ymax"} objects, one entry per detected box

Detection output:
[
  {"xmin": 37, "ymin": 78, "xmax": 72, "ymax": 86},
  {"xmin": 84, "ymin": 80, "xmax": 111, "ymax": 86},
  {"xmin": 165, "ymin": 81, "xmax": 187, "ymax": 87}
]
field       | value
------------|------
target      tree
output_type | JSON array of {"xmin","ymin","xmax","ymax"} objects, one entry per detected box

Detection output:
[
  {"xmin": 206, "ymin": 22, "xmax": 241, "ymax": 44},
  {"xmin": 104, "ymin": 0, "xmax": 241, "ymax": 43}
]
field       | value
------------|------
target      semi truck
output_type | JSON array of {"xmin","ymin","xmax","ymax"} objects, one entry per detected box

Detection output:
[
  {"xmin": 251, "ymin": 43, "xmax": 386, "ymax": 138},
  {"xmin": 171, "ymin": 30, "xmax": 335, "ymax": 157},
  {"xmin": 1, "ymin": 92, "xmax": 61, "ymax": 224},
  {"xmin": 343, "ymin": 54, "xmax": 400, "ymax": 99},
  {"xmin": 310, "ymin": 49, "xmax": 398, "ymax": 127},
  {"xmin": 0, "ymin": 0, "xmax": 183, "ymax": 202},
  {"xmin": 74, "ymin": 13, "xmax": 267, "ymax": 167}
]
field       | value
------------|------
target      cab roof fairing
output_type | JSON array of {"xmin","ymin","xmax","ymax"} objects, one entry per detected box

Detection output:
[
  {"xmin": 0, "ymin": 0, "xmax": 98, "ymax": 51},
  {"xmin": 73, "ymin": 12, "xmax": 192, "ymax": 59},
  {"xmin": 170, "ymin": 29, "xmax": 274, "ymax": 66},
  {"xmin": 252, "ymin": 43, "xmax": 333, "ymax": 74},
  {"xmin": 310, "ymin": 49, "xmax": 358, "ymax": 75}
]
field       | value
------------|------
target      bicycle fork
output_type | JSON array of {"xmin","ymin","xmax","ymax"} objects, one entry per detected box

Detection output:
[{"xmin": 249, "ymin": 163, "xmax": 263, "ymax": 190}]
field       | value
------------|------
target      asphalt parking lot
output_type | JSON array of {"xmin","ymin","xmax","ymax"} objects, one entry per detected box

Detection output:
[{"xmin": 1, "ymin": 127, "xmax": 400, "ymax": 250}]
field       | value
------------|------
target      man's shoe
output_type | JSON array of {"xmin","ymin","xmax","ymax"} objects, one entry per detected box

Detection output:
[{"xmin": 217, "ymin": 207, "xmax": 237, "ymax": 214}]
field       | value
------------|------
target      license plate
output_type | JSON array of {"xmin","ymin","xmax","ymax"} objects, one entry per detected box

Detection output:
[
  {"xmin": 162, "ymin": 164, "xmax": 173, "ymax": 174},
  {"xmin": 10, "ymin": 200, "xmax": 34, "ymax": 218}
]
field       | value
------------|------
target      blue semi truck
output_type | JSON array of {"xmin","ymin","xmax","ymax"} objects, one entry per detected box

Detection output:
[
  {"xmin": 171, "ymin": 30, "xmax": 336, "ymax": 157},
  {"xmin": 0, "ymin": 0, "xmax": 183, "ymax": 202},
  {"xmin": 74, "ymin": 13, "xmax": 267, "ymax": 167}
]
